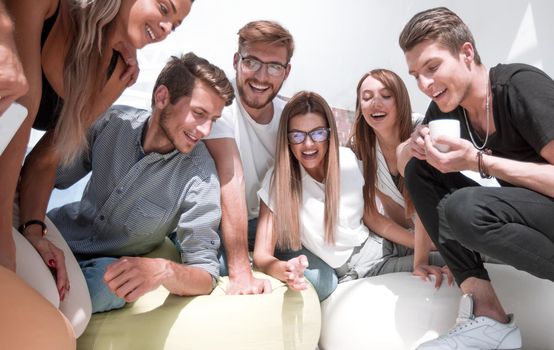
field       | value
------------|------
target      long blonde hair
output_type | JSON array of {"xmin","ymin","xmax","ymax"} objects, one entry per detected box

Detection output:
[
  {"xmin": 272, "ymin": 91, "xmax": 340, "ymax": 250},
  {"xmin": 348, "ymin": 69, "xmax": 414, "ymax": 215},
  {"xmin": 54, "ymin": 0, "xmax": 121, "ymax": 164}
]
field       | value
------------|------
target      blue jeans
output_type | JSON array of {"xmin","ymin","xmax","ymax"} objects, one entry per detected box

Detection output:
[
  {"xmin": 79, "ymin": 257, "xmax": 126, "ymax": 313},
  {"xmin": 218, "ymin": 218, "xmax": 338, "ymax": 301}
]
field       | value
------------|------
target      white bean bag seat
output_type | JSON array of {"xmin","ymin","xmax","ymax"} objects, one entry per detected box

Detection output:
[
  {"xmin": 77, "ymin": 240, "xmax": 321, "ymax": 350},
  {"xmin": 320, "ymin": 263, "xmax": 554, "ymax": 350}
]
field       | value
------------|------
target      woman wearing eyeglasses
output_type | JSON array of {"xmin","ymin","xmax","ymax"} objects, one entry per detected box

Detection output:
[
  {"xmin": 253, "ymin": 91, "xmax": 430, "ymax": 294},
  {"xmin": 348, "ymin": 69, "xmax": 452, "ymax": 288}
]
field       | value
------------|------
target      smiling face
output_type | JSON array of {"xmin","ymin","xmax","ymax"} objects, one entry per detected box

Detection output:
[
  {"xmin": 233, "ymin": 42, "xmax": 290, "ymax": 111},
  {"xmin": 118, "ymin": 0, "xmax": 192, "ymax": 49},
  {"xmin": 288, "ymin": 112, "xmax": 329, "ymax": 182},
  {"xmin": 359, "ymin": 75, "xmax": 399, "ymax": 134},
  {"xmin": 405, "ymin": 40, "xmax": 473, "ymax": 113},
  {"xmin": 157, "ymin": 80, "xmax": 225, "ymax": 154}
]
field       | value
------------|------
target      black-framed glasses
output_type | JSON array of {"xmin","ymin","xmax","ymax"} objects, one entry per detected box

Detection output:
[
  {"xmin": 238, "ymin": 53, "xmax": 287, "ymax": 77},
  {"xmin": 287, "ymin": 127, "xmax": 331, "ymax": 145}
]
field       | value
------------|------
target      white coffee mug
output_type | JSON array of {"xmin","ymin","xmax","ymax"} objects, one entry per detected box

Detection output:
[{"xmin": 428, "ymin": 119, "xmax": 460, "ymax": 152}]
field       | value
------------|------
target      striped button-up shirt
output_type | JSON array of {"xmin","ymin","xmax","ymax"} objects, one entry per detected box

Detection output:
[{"xmin": 48, "ymin": 105, "xmax": 221, "ymax": 277}]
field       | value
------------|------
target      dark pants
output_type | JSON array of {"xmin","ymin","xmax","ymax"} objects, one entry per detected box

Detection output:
[
  {"xmin": 218, "ymin": 218, "xmax": 338, "ymax": 301},
  {"xmin": 405, "ymin": 158, "xmax": 554, "ymax": 286}
]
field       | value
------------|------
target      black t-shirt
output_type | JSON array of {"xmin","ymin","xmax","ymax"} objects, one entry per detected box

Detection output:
[{"xmin": 423, "ymin": 63, "xmax": 554, "ymax": 185}]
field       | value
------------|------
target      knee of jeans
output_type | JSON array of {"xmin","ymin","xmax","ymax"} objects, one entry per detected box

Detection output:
[
  {"xmin": 90, "ymin": 284, "xmax": 126, "ymax": 313},
  {"xmin": 80, "ymin": 257, "xmax": 125, "ymax": 313},
  {"xmin": 303, "ymin": 267, "xmax": 338, "ymax": 301},
  {"xmin": 80, "ymin": 257, "xmax": 117, "ymax": 279}
]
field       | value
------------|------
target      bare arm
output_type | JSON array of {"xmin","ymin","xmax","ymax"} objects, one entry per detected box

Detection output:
[
  {"xmin": 0, "ymin": 1, "xmax": 25, "ymax": 271},
  {"xmin": 104, "ymin": 257, "xmax": 214, "ymax": 302},
  {"xmin": 253, "ymin": 201, "xmax": 308, "ymax": 291},
  {"xmin": 160, "ymin": 260, "xmax": 214, "ymax": 296},
  {"xmin": 396, "ymin": 138, "xmax": 413, "ymax": 177},
  {"xmin": 413, "ymin": 214, "xmax": 433, "ymax": 267},
  {"xmin": 0, "ymin": 1, "xmax": 28, "ymax": 113},
  {"xmin": 0, "ymin": 0, "xmax": 53, "ymax": 271},
  {"xmin": 396, "ymin": 123, "xmax": 430, "ymax": 177},
  {"xmin": 18, "ymin": 42, "xmax": 133, "ymax": 230},
  {"xmin": 205, "ymin": 138, "xmax": 271, "ymax": 294},
  {"xmin": 252, "ymin": 201, "xmax": 281, "ymax": 277},
  {"xmin": 412, "ymin": 213, "xmax": 454, "ymax": 288},
  {"xmin": 483, "ymin": 140, "xmax": 554, "ymax": 197},
  {"xmin": 362, "ymin": 200, "xmax": 414, "ymax": 249},
  {"xmin": 393, "ymin": 134, "xmax": 454, "ymax": 285},
  {"xmin": 424, "ymin": 135, "xmax": 554, "ymax": 198}
]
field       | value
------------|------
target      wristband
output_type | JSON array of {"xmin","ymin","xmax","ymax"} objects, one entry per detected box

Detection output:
[
  {"xmin": 476, "ymin": 149, "xmax": 492, "ymax": 179},
  {"xmin": 18, "ymin": 219, "xmax": 48, "ymax": 237}
]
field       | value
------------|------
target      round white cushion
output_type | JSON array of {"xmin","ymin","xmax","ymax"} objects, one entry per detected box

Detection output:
[
  {"xmin": 78, "ymin": 272, "xmax": 321, "ymax": 350},
  {"xmin": 77, "ymin": 241, "xmax": 322, "ymax": 350},
  {"xmin": 320, "ymin": 264, "xmax": 554, "ymax": 350}
]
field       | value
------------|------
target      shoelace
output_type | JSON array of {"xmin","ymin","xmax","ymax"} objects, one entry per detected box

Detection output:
[{"xmin": 448, "ymin": 317, "xmax": 481, "ymax": 335}]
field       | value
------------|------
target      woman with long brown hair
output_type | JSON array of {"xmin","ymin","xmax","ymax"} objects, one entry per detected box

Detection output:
[{"xmin": 349, "ymin": 69, "xmax": 451, "ymax": 286}]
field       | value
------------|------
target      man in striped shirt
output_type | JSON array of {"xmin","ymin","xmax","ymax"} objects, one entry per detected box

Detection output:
[{"xmin": 48, "ymin": 52, "xmax": 234, "ymax": 313}]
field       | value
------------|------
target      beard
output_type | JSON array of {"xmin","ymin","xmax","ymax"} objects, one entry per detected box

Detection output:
[
  {"xmin": 158, "ymin": 107, "xmax": 180, "ymax": 150},
  {"xmin": 159, "ymin": 107, "xmax": 172, "ymax": 139},
  {"xmin": 237, "ymin": 78, "xmax": 284, "ymax": 110}
]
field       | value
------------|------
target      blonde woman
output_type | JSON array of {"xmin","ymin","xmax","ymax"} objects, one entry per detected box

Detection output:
[
  {"xmin": 254, "ymin": 91, "xmax": 438, "ymax": 296},
  {"xmin": 349, "ymin": 69, "xmax": 452, "ymax": 287},
  {"xmin": 3, "ymin": 0, "xmax": 194, "ymax": 336}
]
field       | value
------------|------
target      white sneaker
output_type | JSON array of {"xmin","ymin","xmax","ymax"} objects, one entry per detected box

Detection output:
[{"xmin": 417, "ymin": 294, "xmax": 522, "ymax": 350}]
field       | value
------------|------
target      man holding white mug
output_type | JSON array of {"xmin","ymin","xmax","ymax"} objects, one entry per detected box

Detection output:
[{"xmin": 398, "ymin": 7, "xmax": 554, "ymax": 350}]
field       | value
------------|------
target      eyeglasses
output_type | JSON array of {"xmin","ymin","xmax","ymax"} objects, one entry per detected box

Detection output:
[
  {"xmin": 238, "ymin": 53, "xmax": 288, "ymax": 77},
  {"xmin": 287, "ymin": 127, "xmax": 331, "ymax": 145}
]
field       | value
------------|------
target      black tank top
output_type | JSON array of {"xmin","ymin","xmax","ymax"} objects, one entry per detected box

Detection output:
[
  {"xmin": 34, "ymin": 3, "xmax": 120, "ymax": 131},
  {"xmin": 34, "ymin": 3, "xmax": 62, "ymax": 131}
]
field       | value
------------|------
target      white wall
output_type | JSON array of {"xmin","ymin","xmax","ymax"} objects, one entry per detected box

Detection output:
[
  {"xmin": 45, "ymin": 0, "xmax": 554, "ymax": 209},
  {"xmin": 118, "ymin": 0, "xmax": 554, "ymax": 114}
]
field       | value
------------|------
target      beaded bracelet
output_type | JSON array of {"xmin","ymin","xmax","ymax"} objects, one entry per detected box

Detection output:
[{"xmin": 477, "ymin": 149, "xmax": 492, "ymax": 179}]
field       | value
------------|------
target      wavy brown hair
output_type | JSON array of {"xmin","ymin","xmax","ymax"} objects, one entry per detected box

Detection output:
[
  {"xmin": 398, "ymin": 7, "xmax": 481, "ymax": 65},
  {"xmin": 272, "ymin": 91, "xmax": 340, "ymax": 250},
  {"xmin": 151, "ymin": 52, "xmax": 234, "ymax": 107},
  {"xmin": 238, "ymin": 20, "xmax": 295, "ymax": 63},
  {"xmin": 348, "ymin": 69, "xmax": 413, "ymax": 215}
]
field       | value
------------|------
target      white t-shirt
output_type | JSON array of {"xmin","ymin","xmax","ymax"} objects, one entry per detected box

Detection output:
[
  {"xmin": 205, "ymin": 83, "xmax": 287, "ymax": 220},
  {"xmin": 258, "ymin": 147, "xmax": 371, "ymax": 268}
]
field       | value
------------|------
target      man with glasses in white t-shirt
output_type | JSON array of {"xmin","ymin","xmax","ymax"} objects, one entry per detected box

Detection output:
[{"xmin": 205, "ymin": 20, "xmax": 338, "ymax": 299}]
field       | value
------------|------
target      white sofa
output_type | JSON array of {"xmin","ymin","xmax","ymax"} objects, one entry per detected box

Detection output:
[{"xmin": 320, "ymin": 263, "xmax": 554, "ymax": 350}]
